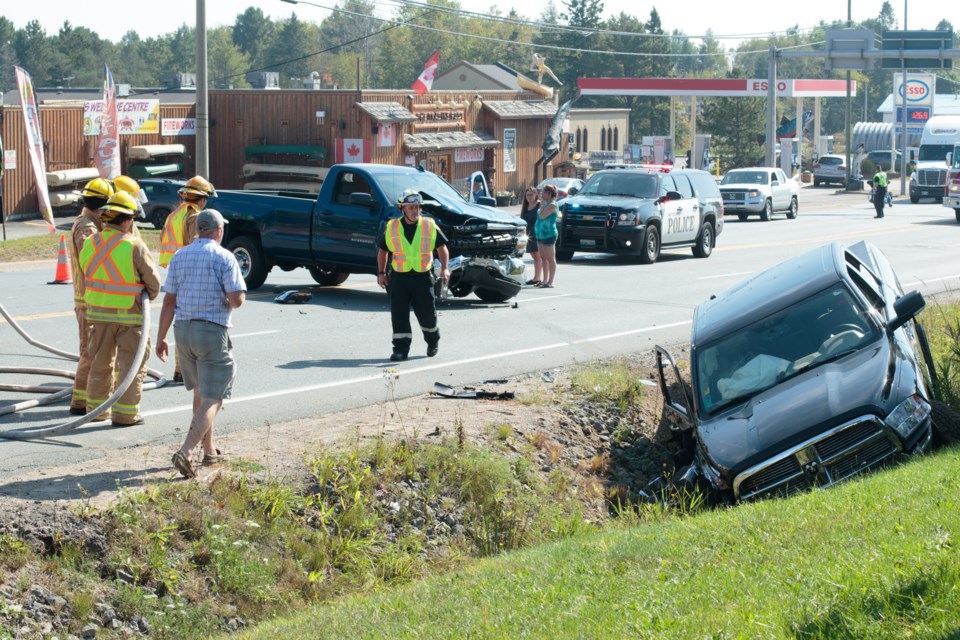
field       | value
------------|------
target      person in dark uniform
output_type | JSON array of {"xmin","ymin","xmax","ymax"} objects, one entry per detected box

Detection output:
[
  {"xmin": 872, "ymin": 169, "xmax": 888, "ymax": 218},
  {"xmin": 376, "ymin": 190, "xmax": 450, "ymax": 361}
]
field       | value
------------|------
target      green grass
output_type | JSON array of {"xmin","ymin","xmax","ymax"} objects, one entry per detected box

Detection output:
[
  {"xmin": 234, "ymin": 445, "xmax": 960, "ymax": 639},
  {"xmin": 0, "ymin": 227, "xmax": 160, "ymax": 262}
]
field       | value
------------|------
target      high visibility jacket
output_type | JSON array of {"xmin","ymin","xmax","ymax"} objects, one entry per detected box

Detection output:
[
  {"xmin": 70, "ymin": 208, "xmax": 102, "ymax": 308},
  {"xmin": 159, "ymin": 201, "xmax": 200, "ymax": 266},
  {"xmin": 79, "ymin": 228, "xmax": 144, "ymax": 322},
  {"xmin": 873, "ymin": 171, "xmax": 888, "ymax": 188},
  {"xmin": 385, "ymin": 217, "xmax": 437, "ymax": 272}
]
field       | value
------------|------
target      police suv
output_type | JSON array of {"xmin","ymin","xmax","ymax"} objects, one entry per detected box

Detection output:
[{"xmin": 556, "ymin": 166, "xmax": 723, "ymax": 264}]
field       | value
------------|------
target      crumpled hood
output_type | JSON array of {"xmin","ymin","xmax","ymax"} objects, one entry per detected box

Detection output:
[
  {"xmin": 699, "ymin": 340, "xmax": 901, "ymax": 475},
  {"xmin": 423, "ymin": 191, "xmax": 523, "ymax": 226}
]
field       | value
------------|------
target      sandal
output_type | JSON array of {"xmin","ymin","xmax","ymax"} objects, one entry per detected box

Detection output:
[
  {"xmin": 525, "ymin": 279, "xmax": 541, "ymax": 285},
  {"xmin": 201, "ymin": 449, "xmax": 223, "ymax": 466},
  {"xmin": 172, "ymin": 451, "xmax": 196, "ymax": 479},
  {"xmin": 539, "ymin": 283, "xmax": 554, "ymax": 288}
]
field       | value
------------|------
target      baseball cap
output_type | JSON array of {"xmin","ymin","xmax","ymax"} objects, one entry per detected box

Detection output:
[{"xmin": 197, "ymin": 209, "xmax": 228, "ymax": 231}]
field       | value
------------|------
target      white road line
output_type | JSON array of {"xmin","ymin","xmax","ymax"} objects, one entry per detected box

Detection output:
[
  {"xmin": 169, "ymin": 329, "xmax": 278, "ymax": 347},
  {"xmin": 515, "ymin": 294, "xmax": 572, "ymax": 303},
  {"xmin": 903, "ymin": 275, "xmax": 960, "ymax": 287},
  {"xmin": 697, "ymin": 271, "xmax": 753, "ymax": 280},
  {"xmin": 142, "ymin": 319, "xmax": 692, "ymax": 418}
]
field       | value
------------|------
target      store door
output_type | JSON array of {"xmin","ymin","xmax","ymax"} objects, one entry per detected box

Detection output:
[{"xmin": 428, "ymin": 154, "xmax": 452, "ymax": 182}]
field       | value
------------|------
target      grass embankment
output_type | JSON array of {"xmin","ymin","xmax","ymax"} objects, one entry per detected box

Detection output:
[
  {"xmin": 0, "ymin": 227, "xmax": 160, "ymax": 263},
  {"xmin": 242, "ymin": 447, "xmax": 960, "ymax": 639}
]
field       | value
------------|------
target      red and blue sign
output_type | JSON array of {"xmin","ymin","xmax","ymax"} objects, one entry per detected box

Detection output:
[{"xmin": 898, "ymin": 78, "xmax": 931, "ymax": 103}]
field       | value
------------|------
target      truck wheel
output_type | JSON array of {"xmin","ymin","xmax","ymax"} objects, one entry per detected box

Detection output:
[
  {"xmin": 556, "ymin": 249, "xmax": 574, "ymax": 261},
  {"xmin": 786, "ymin": 197, "xmax": 798, "ymax": 219},
  {"xmin": 955, "ymin": 209, "xmax": 960, "ymax": 223},
  {"xmin": 813, "ymin": 178, "xmax": 821, "ymax": 187},
  {"xmin": 308, "ymin": 266, "xmax": 349, "ymax": 286},
  {"xmin": 227, "ymin": 236, "xmax": 269, "ymax": 290},
  {"xmin": 449, "ymin": 284, "xmax": 473, "ymax": 298},
  {"xmin": 737, "ymin": 213, "xmax": 748, "ymax": 222},
  {"xmin": 474, "ymin": 288, "xmax": 513, "ymax": 303},
  {"xmin": 760, "ymin": 199, "xmax": 772, "ymax": 221},
  {"xmin": 638, "ymin": 225, "xmax": 660, "ymax": 264},
  {"xmin": 151, "ymin": 207, "xmax": 171, "ymax": 230},
  {"xmin": 930, "ymin": 400, "xmax": 960, "ymax": 447},
  {"xmin": 910, "ymin": 193, "xmax": 920, "ymax": 204},
  {"xmin": 692, "ymin": 221, "xmax": 714, "ymax": 258}
]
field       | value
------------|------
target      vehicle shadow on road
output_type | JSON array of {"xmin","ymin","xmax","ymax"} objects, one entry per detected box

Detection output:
[
  {"xmin": 0, "ymin": 468, "xmax": 169, "ymax": 502},
  {"xmin": 277, "ymin": 357, "xmax": 394, "ymax": 369}
]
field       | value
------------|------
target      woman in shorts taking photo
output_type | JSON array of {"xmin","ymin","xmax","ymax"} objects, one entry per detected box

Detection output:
[
  {"xmin": 535, "ymin": 184, "xmax": 559, "ymax": 288},
  {"xmin": 520, "ymin": 186, "xmax": 543, "ymax": 285}
]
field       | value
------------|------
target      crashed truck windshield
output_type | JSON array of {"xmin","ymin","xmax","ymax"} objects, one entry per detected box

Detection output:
[
  {"xmin": 578, "ymin": 172, "xmax": 659, "ymax": 199},
  {"xmin": 696, "ymin": 284, "xmax": 881, "ymax": 415},
  {"xmin": 369, "ymin": 168, "xmax": 466, "ymax": 204}
]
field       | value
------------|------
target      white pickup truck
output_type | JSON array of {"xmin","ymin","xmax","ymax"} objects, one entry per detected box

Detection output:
[{"xmin": 718, "ymin": 167, "xmax": 800, "ymax": 221}]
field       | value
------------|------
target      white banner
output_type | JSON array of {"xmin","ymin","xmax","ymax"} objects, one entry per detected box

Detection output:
[
  {"xmin": 377, "ymin": 123, "xmax": 395, "ymax": 147},
  {"xmin": 503, "ymin": 129, "xmax": 516, "ymax": 173},
  {"xmin": 94, "ymin": 64, "xmax": 121, "ymax": 179},
  {"xmin": 162, "ymin": 118, "xmax": 197, "ymax": 136},
  {"xmin": 14, "ymin": 66, "xmax": 54, "ymax": 231},
  {"xmin": 454, "ymin": 147, "xmax": 484, "ymax": 163}
]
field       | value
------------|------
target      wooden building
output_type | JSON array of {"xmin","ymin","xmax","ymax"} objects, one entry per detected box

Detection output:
[{"xmin": 1, "ymin": 87, "xmax": 569, "ymax": 218}]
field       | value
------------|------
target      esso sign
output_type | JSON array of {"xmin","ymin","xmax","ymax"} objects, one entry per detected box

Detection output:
[
  {"xmin": 751, "ymin": 80, "xmax": 788, "ymax": 92},
  {"xmin": 899, "ymin": 79, "xmax": 930, "ymax": 103}
]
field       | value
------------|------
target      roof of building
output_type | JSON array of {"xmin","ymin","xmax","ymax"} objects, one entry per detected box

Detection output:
[
  {"xmin": 355, "ymin": 101, "xmax": 418, "ymax": 123},
  {"xmin": 403, "ymin": 130, "xmax": 500, "ymax": 151},
  {"xmin": 2, "ymin": 87, "xmax": 198, "ymax": 106},
  {"xmin": 482, "ymin": 100, "xmax": 557, "ymax": 119},
  {"xmin": 432, "ymin": 61, "xmax": 521, "ymax": 91},
  {"xmin": 877, "ymin": 93, "xmax": 960, "ymax": 115}
]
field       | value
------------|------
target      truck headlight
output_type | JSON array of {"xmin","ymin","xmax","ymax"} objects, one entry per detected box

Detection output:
[
  {"xmin": 516, "ymin": 230, "xmax": 527, "ymax": 252},
  {"xmin": 747, "ymin": 189, "xmax": 761, "ymax": 198},
  {"xmin": 616, "ymin": 212, "xmax": 639, "ymax": 226},
  {"xmin": 884, "ymin": 394, "xmax": 930, "ymax": 439}
]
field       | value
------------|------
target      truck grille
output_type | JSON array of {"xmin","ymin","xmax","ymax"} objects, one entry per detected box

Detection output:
[
  {"xmin": 721, "ymin": 191, "xmax": 745, "ymax": 201},
  {"xmin": 448, "ymin": 231, "xmax": 518, "ymax": 258},
  {"xmin": 917, "ymin": 169, "xmax": 947, "ymax": 188},
  {"xmin": 562, "ymin": 206, "xmax": 614, "ymax": 229},
  {"xmin": 733, "ymin": 416, "xmax": 901, "ymax": 502}
]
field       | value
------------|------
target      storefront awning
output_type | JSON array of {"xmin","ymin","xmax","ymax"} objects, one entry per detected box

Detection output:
[
  {"xmin": 481, "ymin": 100, "xmax": 558, "ymax": 119},
  {"xmin": 403, "ymin": 130, "xmax": 501, "ymax": 151},
  {"xmin": 355, "ymin": 101, "xmax": 418, "ymax": 123}
]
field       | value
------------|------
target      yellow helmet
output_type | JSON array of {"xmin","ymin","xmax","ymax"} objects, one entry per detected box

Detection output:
[
  {"xmin": 80, "ymin": 177, "xmax": 115, "ymax": 200},
  {"xmin": 112, "ymin": 175, "xmax": 147, "ymax": 200},
  {"xmin": 100, "ymin": 191, "xmax": 140, "ymax": 221},
  {"xmin": 179, "ymin": 175, "xmax": 216, "ymax": 199}
]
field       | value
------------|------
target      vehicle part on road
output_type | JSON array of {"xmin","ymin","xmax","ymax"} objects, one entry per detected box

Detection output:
[
  {"xmin": 274, "ymin": 290, "xmax": 313, "ymax": 304},
  {"xmin": 431, "ymin": 382, "xmax": 515, "ymax": 400},
  {"xmin": 0, "ymin": 294, "xmax": 166, "ymax": 440}
]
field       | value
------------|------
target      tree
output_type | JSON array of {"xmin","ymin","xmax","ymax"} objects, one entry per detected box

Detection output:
[
  {"xmin": 0, "ymin": 17, "xmax": 19, "ymax": 92},
  {"xmin": 233, "ymin": 7, "xmax": 274, "ymax": 66},
  {"xmin": 699, "ymin": 76, "xmax": 766, "ymax": 170},
  {"xmin": 208, "ymin": 27, "xmax": 251, "ymax": 89},
  {"xmin": 13, "ymin": 20, "xmax": 53, "ymax": 84},
  {"xmin": 50, "ymin": 22, "xmax": 108, "ymax": 87},
  {"xmin": 320, "ymin": 0, "xmax": 382, "ymax": 87},
  {"xmin": 263, "ymin": 14, "xmax": 320, "ymax": 86}
]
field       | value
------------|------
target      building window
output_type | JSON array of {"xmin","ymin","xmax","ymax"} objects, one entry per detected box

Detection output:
[
  {"xmin": 606, "ymin": 127, "xmax": 613, "ymax": 151},
  {"xmin": 575, "ymin": 128, "xmax": 581, "ymax": 152},
  {"xmin": 584, "ymin": 129, "xmax": 588, "ymax": 151},
  {"xmin": 614, "ymin": 126, "xmax": 619, "ymax": 151},
  {"xmin": 600, "ymin": 127, "xmax": 606, "ymax": 151}
]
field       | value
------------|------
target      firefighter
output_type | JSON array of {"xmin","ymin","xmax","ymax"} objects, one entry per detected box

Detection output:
[
  {"xmin": 376, "ymin": 190, "xmax": 450, "ymax": 361},
  {"xmin": 67, "ymin": 178, "xmax": 115, "ymax": 415},
  {"xmin": 79, "ymin": 192, "xmax": 162, "ymax": 426},
  {"xmin": 159, "ymin": 175, "xmax": 216, "ymax": 382},
  {"xmin": 111, "ymin": 175, "xmax": 149, "ymax": 233}
]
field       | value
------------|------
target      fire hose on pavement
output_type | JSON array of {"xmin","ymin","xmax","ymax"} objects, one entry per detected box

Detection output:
[{"xmin": 0, "ymin": 292, "xmax": 167, "ymax": 440}]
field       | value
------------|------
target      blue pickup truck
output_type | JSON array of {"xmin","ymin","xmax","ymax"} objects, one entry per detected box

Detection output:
[{"xmin": 210, "ymin": 164, "xmax": 527, "ymax": 302}]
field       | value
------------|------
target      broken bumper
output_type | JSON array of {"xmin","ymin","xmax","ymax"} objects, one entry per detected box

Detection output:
[{"xmin": 448, "ymin": 255, "xmax": 524, "ymax": 297}]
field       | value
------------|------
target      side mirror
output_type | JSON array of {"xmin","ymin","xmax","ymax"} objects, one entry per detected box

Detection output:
[
  {"xmin": 948, "ymin": 152, "xmax": 953, "ymax": 165},
  {"xmin": 568, "ymin": 187, "xmax": 579, "ymax": 196},
  {"xmin": 889, "ymin": 290, "xmax": 926, "ymax": 332},
  {"xmin": 476, "ymin": 195, "xmax": 497, "ymax": 207},
  {"xmin": 348, "ymin": 192, "xmax": 374, "ymax": 207},
  {"xmin": 659, "ymin": 190, "xmax": 682, "ymax": 203}
]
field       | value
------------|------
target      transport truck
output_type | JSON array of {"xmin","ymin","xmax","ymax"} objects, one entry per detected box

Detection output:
[
  {"xmin": 210, "ymin": 164, "xmax": 527, "ymax": 302},
  {"xmin": 909, "ymin": 115, "xmax": 960, "ymax": 203},
  {"xmin": 944, "ymin": 143, "xmax": 960, "ymax": 221}
]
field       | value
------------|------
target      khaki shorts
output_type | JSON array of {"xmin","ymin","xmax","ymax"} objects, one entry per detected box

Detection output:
[{"xmin": 173, "ymin": 320, "xmax": 236, "ymax": 399}]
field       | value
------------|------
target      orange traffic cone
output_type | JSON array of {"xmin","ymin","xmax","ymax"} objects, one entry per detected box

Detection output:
[{"xmin": 48, "ymin": 234, "xmax": 72, "ymax": 285}]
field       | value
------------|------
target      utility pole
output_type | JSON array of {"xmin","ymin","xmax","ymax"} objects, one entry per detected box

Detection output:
[
  {"xmin": 844, "ymin": 0, "xmax": 854, "ymax": 189},
  {"xmin": 196, "ymin": 0, "xmax": 210, "ymax": 177},
  {"xmin": 765, "ymin": 47, "xmax": 777, "ymax": 168}
]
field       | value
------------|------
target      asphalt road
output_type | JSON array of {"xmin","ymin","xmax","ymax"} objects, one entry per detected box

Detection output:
[{"xmin": 2, "ymin": 182, "xmax": 959, "ymax": 484}]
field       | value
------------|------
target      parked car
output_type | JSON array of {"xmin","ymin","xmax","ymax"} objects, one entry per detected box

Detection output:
[
  {"xmin": 654, "ymin": 240, "xmax": 960, "ymax": 506},
  {"xmin": 139, "ymin": 178, "xmax": 187, "ymax": 229},
  {"xmin": 812, "ymin": 154, "xmax": 846, "ymax": 187},
  {"xmin": 866, "ymin": 150, "xmax": 903, "ymax": 172},
  {"xmin": 536, "ymin": 177, "xmax": 584, "ymax": 200},
  {"xmin": 719, "ymin": 167, "xmax": 799, "ymax": 221},
  {"xmin": 556, "ymin": 168, "xmax": 723, "ymax": 264}
]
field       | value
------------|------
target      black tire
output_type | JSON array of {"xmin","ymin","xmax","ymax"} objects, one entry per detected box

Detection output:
[
  {"xmin": 449, "ymin": 284, "xmax": 473, "ymax": 298},
  {"xmin": 760, "ymin": 199, "xmax": 772, "ymax": 221},
  {"xmin": 930, "ymin": 400, "xmax": 960, "ymax": 448},
  {"xmin": 910, "ymin": 193, "xmax": 920, "ymax": 204},
  {"xmin": 813, "ymin": 178, "xmax": 821, "ymax": 187},
  {"xmin": 556, "ymin": 249, "xmax": 574, "ymax": 261},
  {"xmin": 786, "ymin": 197, "xmax": 798, "ymax": 219},
  {"xmin": 474, "ymin": 288, "xmax": 513, "ymax": 303},
  {"xmin": 955, "ymin": 209, "xmax": 960, "ymax": 223},
  {"xmin": 151, "ymin": 207, "xmax": 171, "ymax": 230},
  {"xmin": 737, "ymin": 213, "xmax": 748, "ymax": 222},
  {"xmin": 308, "ymin": 266, "xmax": 349, "ymax": 286},
  {"xmin": 692, "ymin": 221, "xmax": 714, "ymax": 258},
  {"xmin": 227, "ymin": 236, "xmax": 269, "ymax": 290},
  {"xmin": 638, "ymin": 225, "xmax": 660, "ymax": 265}
]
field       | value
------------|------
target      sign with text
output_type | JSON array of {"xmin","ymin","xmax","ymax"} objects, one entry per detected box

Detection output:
[
  {"xmin": 454, "ymin": 147, "xmax": 484, "ymax": 163},
  {"xmin": 161, "ymin": 118, "xmax": 197, "ymax": 136},
  {"xmin": 893, "ymin": 73, "xmax": 935, "ymax": 107},
  {"xmin": 503, "ymin": 129, "xmax": 516, "ymax": 173},
  {"xmin": 411, "ymin": 105, "xmax": 466, "ymax": 130},
  {"xmin": 4, "ymin": 149, "xmax": 15, "ymax": 171},
  {"xmin": 83, "ymin": 99, "xmax": 160, "ymax": 135}
]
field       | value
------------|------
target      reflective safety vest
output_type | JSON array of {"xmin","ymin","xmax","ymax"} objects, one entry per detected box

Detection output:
[
  {"xmin": 385, "ymin": 217, "xmax": 437, "ymax": 272},
  {"xmin": 873, "ymin": 171, "xmax": 888, "ymax": 188},
  {"xmin": 159, "ymin": 202, "xmax": 198, "ymax": 267},
  {"xmin": 79, "ymin": 228, "xmax": 144, "ymax": 317}
]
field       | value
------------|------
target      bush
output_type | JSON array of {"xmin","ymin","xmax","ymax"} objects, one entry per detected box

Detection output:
[{"xmin": 859, "ymin": 157, "xmax": 876, "ymax": 177}]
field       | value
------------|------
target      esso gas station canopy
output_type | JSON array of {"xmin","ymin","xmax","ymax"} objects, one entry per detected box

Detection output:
[{"xmin": 577, "ymin": 77, "xmax": 856, "ymax": 98}]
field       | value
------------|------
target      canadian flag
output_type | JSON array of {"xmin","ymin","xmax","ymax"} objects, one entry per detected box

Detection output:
[
  {"xmin": 335, "ymin": 138, "xmax": 372, "ymax": 164},
  {"xmin": 411, "ymin": 50, "xmax": 440, "ymax": 96},
  {"xmin": 378, "ymin": 123, "xmax": 395, "ymax": 147}
]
